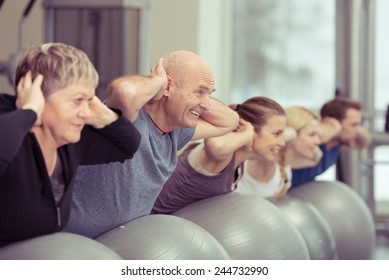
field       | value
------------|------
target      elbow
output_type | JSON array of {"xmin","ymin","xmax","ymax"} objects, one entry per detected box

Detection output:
[
  {"xmin": 230, "ymin": 110, "xmax": 240, "ymax": 130},
  {"xmin": 108, "ymin": 79, "xmax": 135, "ymax": 109},
  {"xmin": 204, "ymin": 137, "xmax": 227, "ymax": 157},
  {"xmin": 219, "ymin": 110, "xmax": 239, "ymax": 135},
  {"xmin": 120, "ymin": 127, "xmax": 141, "ymax": 161},
  {"xmin": 128, "ymin": 130, "xmax": 141, "ymax": 158},
  {"xmin": 231, "ymin": 111, "xmax": 240, "ymax": 131}
]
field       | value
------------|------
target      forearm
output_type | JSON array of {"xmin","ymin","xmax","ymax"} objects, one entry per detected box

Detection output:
[
  {"xmin": 89, "ymin": 107, "xmax": 119, "ymax": 129},
  {"xmin": 204, "ymin": 131, "xmax": 251, "ymax": 161},
  {"xmin": 290, "ymin": 146, "xmax": 323, "ymax": 169},
  {"xmin": 107, "ymin": 74, "xmax": 165, "ymax": 122},
  {"xmin": 193, "ymin": 98, "xmax": 239, "ymax": 140},
  {"xmin": 79, "ymin": 112, "xmax": 141, "ymax": 164},
  {"xmin": 348, "ymin": 127, "xmax": 371, "ymax": 149},
  {"xmin": 320, "ymin": 117, "xmax": 342, "ymax": 143}
]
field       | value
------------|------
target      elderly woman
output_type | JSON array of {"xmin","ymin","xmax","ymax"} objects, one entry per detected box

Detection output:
[{"xmin": 0, "ymin": 43, "xmax": 140, "ymax": 247}]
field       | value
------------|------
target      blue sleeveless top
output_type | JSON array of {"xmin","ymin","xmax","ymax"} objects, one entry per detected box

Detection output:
[{"xmin": 291, "ymin": 143, "xmax": 341, "ymax": 188}]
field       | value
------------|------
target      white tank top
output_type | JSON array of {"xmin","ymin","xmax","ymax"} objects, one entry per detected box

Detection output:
[{"xmin": 236, "ymin": 161, "xmax": 292, "ymax": 198}]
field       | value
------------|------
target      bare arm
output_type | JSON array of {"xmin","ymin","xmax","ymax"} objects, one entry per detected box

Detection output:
[
  {"xmin": 319, "ymin": 117, "xmax": 342, "ymax": 143},
  {"xmin": 85, "ymin": 96, "xmax": 119, "ymax": 129},
  {"xmin": 346, "ymin": 127, "xmax": 371, "ymax": 149},
  {"xmin": 289, "ymin": 145, "xmax": 323, "ymax": 169},
  {"xmin": 199, "ymin": 119, "xmax": 254, "ymax": 174},
  {"xmin": 106, "ymin": 58, "xmax": 167, "ymax": 122},
  {"xmin": 191, "ymin": 98, "xmax": 239, "ymax": 140}
]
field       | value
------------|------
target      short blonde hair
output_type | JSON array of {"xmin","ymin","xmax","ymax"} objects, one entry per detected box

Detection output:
[{"xmin": 15, "ymin": 42, "xmax": 98, "ymax": 97}]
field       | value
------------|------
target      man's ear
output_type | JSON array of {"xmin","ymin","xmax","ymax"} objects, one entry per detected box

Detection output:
[{"xmin": 166, "ymin": 75, "xmax": 174, "ymax": 92}]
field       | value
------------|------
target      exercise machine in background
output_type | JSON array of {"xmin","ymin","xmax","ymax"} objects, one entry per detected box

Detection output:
[
  {"xmin": 0, "ymin": 0, "xmax": 37, "ymax": 86},
  {"xmin": 42, "ymin": 0, "xmax": 151, "ymax": 100}
]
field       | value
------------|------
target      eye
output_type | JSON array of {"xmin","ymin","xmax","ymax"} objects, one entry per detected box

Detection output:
[
  {"xmin": 74, "ymin": 98, "xmax": 83, "ymax": 105},
  {"xmin": 196, "ymin": 87, "xmax": 211, "ymax": 96},
  {"xmin": 273, "ymin": 131, "xmax": 282, "ymax": 137}
]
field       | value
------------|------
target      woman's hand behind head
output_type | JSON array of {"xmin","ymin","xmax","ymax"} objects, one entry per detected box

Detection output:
[{"xmin": 16, "ymin": 71, "xmax": 45, "ymax": 126}]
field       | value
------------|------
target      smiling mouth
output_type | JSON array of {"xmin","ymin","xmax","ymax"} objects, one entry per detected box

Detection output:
[{"xmin": 190, "ymin": 109, "xmax": 200, "ymax": 117}]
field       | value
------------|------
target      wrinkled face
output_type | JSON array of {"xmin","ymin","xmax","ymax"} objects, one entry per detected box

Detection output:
[
  {"xmin": 252, "ymin": 115, "xmax": 287, "ymax": 161},
  {"xmin": 290, "ymin": 119, "xmax": 321, "ymax": 160},
  {"xmin": 41, "ymin": 82, "xmax": 95, "ymax": 147},
  {"xmin": 338, "ymin": 108, "xmax": 362, "ymax": 144},
  {"xmin": 168, "ymin": 65, "xmax": 215, "ymax": 128}
]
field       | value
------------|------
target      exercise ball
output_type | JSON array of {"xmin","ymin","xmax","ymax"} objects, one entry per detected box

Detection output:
[
  {"xmin": 0, "ymin": 232, "xmax": 122, "ymax": 260},
  {"xmin": 95, "ymin": 214, "xmax": 230, "ymax": 260},
  {"xmin": 174, "ymin": 192, "xmax": 309, "ymax": 260},
  {"xmin": 270, "ymin": 196, "xmax": 337, "ymax": 259},
  {"xmin": 289, "ymin": 180, "xmax": 375, "ymax": 259}
]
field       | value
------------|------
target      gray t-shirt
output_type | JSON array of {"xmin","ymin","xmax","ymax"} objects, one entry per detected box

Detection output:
[{"xmin": 64, "ymin": 108, "xmax": 195, "ymax": 238}]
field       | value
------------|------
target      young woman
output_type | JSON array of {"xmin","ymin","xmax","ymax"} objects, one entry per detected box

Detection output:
[
  {"xmin": 152, "ymin": 96, "xmax": 287, "ymax": 214},
  {"xmin": 0, "ymin": 43, "xmax": 140, "ymax": 247},
  {"xmin": 236, "ymin": 106, "xmax": 322, "ymax": 198}
]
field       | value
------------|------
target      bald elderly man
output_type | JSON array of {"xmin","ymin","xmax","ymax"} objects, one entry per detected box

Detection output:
[{"xmin": 64, "ymin": 50, "xmax": 239, "ymax": 238}]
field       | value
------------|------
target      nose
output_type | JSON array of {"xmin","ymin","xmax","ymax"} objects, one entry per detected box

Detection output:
[
  {"xmin": 199, "ymin": 94, "xmax": 211, "ymax": 111},
  {"xmin": 314, "ymin": 134, "xmax": 321, "ymax": 145},
  {"xmin": 278, "ymin": 138, "xmax": 286, "ymax": 147},
  {"xmin": 78, "ymin": 102, "xmax": 92, "ymax": 119},
  {"xmin": 199, "ymin": 101, "xmax": 210, "ymax": 111}
]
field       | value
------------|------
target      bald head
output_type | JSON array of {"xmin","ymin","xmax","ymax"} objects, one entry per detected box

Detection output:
[{"xmin": 162, "ymin": 50, "xmax": 213, "ymax": 87}]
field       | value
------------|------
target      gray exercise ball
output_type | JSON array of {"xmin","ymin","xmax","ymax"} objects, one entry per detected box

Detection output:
[
  {"xmin": 174, "ymin": 192, "xmax": 310, "ymax": 260},
  {"xmin": 270, "ymin": 196, "xmax": 337, "ymax": 260},
  {"xmin": 95, "ymin": 214, "xmax": 230, "ymax": 260},
  {"xmin": 0, "ymin": 232, "xmax": 122, "ymax": 260},
  {"xmin": 289, "ymin": 180, "xmax": 376, "ymax": 260}
]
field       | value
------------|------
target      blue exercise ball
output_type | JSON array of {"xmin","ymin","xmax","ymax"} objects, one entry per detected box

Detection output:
[
  {"xmin": 289, "ymin": 180, "xmax": 376, "ymax": 260},
  {"xmin": 0, "ymin": 232, "xmax": 123, "ymax": 260},
  {"xmin": 270, "ymin": 196, "xmax": 337, "ymax": 259},
  {"xmin": 95, "ymin": 214, "xmax": 230, "ymax": 260},
  {"xmin": 174, "ymin": 192, "xmax": 309, "ymax": 260}
]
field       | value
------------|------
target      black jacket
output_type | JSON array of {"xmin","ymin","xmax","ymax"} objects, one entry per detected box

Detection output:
[{"xmin": 0, "ymin": 93, "xmax": 140, "ymax": 247}]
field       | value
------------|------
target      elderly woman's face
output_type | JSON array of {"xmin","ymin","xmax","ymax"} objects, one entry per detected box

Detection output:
[{"xmin": 41, "ymin": 82, "xmax": 95, "ymax": 147}]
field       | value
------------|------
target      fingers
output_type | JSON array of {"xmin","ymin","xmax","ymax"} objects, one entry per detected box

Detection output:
[
  {"xmin": 32, "ymin": 74, "xmax": 44, "ymax": 88},
  {"xmin": 24, "ymin": 71, "xmax": 32, "ymax": 89},
  {"xmin": 17, "ymin": 76, "xmax": 24, "ymax": 95},
  {"xmin": 150, "ymin": 58, "xmax": 164, "ymax": 74},
  {"xmin": 17, "ymin": 71, "xmax": 44, "ymax": 95},
  {"xmin": 17, "ymin": 71, "xmax": 31, "ymax": 95},
  {"xmin": 157, "ymin": 57, "xmax": 163, "ymax": 68}
]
